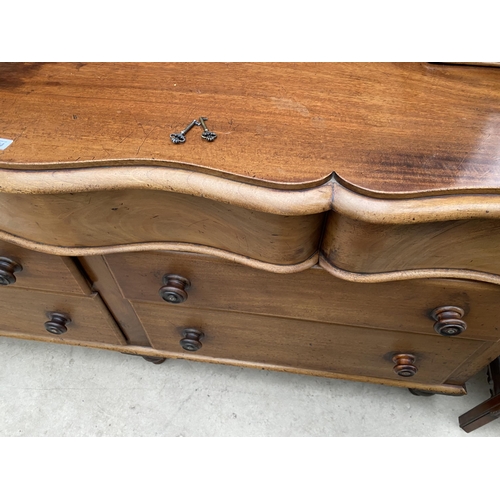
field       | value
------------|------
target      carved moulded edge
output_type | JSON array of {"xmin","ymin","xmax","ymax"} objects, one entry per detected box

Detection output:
[
  {"xmin": 3, "ymin": 165, "xmax": 500, "ymax": 222},
  {"xmin": 319, "ymin": 255, "xmax": 500, "ymax": 286},
  {"xmin": 3, "ymin": 164, "xmax": 500, "ymax": 283}
]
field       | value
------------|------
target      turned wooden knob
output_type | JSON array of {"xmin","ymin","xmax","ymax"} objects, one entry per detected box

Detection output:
[
  {"xmin": 431, "ymin": 306, "xmax": 467, "ymax": 336},
  {"xmin": 159, "ymin": 274, "xmax": 191, "ymax": 304},
  {"xmin": 180, "ymin": 328, "xmax": 204, "ymax": 352},
  {"xmin": 393, "ymin": 354, "xmax": 418, "ymax": 377},
  {"xmin": 44, "ymin": 312, "xmax": 71, "ymax": 335},
  {"xmin": 0, "ymin": 257, "xmax": 23, "ymax": 285}
]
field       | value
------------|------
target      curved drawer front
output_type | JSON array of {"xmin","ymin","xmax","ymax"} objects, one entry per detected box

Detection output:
[
  {"xmin": 0, "ymin": 241, "xmax": 89, "ymax": 295},
  {"xmin": 130, "ymin": 303, "xmax": 483, "ymax": 386},
  {"xmin": 0, "ymin": 287, "xmax": 126, "ymax": 345},
  {"xmin": 105, "ymin": 251, "xmax": 500, "ymax": 342},
  {"xmin": 0, "ymin": 190, "xmax": 323, "ymax": 266},
  {"xmin": 322, "ymin": 212, "xmax": 500, "ymax": 277}
]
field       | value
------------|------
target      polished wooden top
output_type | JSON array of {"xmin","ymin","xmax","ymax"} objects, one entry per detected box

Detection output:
[{"xmin": 0, "ymin": 62, "xmax": 499, "ymax": 194}]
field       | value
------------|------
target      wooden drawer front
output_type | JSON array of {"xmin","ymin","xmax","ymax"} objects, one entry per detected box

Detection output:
[
  {"xmin": 106, "ymin": 251, "xmax": 500, "ymax": 342},
  {"xmin": 0, "ymin": 287, "xmax": 126, "ymax": 345},
  {"xmin": 0, "ymin": 242, "xmax": 88, "ymax": 295},
  {"xmin": 0, "ymin": 189, "xmax": 324, "ymax": 266},
  {"xmin": 322, "ymin": 212, "xmax": 500, "ymax": 278},
  {"xmin": 132, "ymin": 303, "xmax": 483, "ymax": 386}
]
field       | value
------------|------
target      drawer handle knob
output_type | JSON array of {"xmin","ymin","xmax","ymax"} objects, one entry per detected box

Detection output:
[
  {"xmin": 180, "ymin": 328, "xmax": 204, "ymax": 352},
  {"xmin": 393, "ymin": 354, "xmax": 418, "ymax": 377},
  {"xmin": 431, "ymin": 306, "xmax": 467, "ymax": 336},
  {"xmin": 159, "ymin": 274, "xmax": 191, "ymax": 304},
  {"xmin": 44, "ymin": 312, "xmax": 71, "ymax": 335},
  {"xmin": 0, "ymin": 257, "xmax": 23, "ymax": 286}
]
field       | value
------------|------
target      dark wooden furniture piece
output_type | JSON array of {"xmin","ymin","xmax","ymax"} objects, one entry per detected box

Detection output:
[
  {"xmin": 1, "ymin": 63, "xmax": 499, "ymax": 431},
  {"xmin": 459, "ymin": 357, "xmax": 500, "ymax": 432}
]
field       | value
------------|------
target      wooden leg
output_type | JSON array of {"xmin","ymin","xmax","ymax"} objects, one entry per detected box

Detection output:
[
  {"xmin": 408, "ymin": 388, "xmax": 436, "ymax": 397},
  {"xmin": 122, "ymin": 352, "xmax": 167, "ymax": 364},
  {"xmin": 459, "ymin": 357, "xmax": 500, "ymax": 433},
  {"xmin": 141, "ymin": 355, "xmax": 167, "ymax": 365}
]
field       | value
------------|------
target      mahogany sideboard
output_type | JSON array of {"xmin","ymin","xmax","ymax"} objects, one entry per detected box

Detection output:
[{"xmin": 1, "ymin": 62, "xmax": 499, "ymax": 432}]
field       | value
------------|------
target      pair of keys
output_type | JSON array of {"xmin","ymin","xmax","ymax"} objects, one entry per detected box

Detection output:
[{"xmin": 170, "ymin": 117, "xmax": 217, "ymax": 144}]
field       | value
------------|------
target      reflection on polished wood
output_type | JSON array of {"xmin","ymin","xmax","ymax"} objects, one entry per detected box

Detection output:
[
  {"xmin": 1, "ymin": 62, "xmax": 500, "ymax": 194},
  {"xmin": 1, "ymin": 63, "xmax": 500, "ymax": 431}
]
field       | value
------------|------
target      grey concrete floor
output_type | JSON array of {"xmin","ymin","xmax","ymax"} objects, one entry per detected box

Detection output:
[{"xmin": 0, "ymin": 335, "xmax": 498, "ymax": 436}]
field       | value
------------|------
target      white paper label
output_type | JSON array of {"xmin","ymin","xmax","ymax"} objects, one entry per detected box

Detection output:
[{"xmin": 0, "ymin": 138, "xmax": 13, "ymax": 150}]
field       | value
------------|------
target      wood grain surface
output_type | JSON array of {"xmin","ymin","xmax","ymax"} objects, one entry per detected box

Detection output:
[
  {"xmin": 130, "ymin": 302, "xmax": 484, "ymax": 386},
  {"xmin": 0, "ymin": 332, "xmax": 468, "ymax": 395},
  {"xmin": 104, "ymin": 251, "xmax": 500, "ymax": 342},
  {"xmin": 78, "ymin": 255, "xmax": 152, "ymax": 346},
  {"xmin": 0, "ymin": 166, "xmax": 334, "ymax": 213},
  {"xmin": 0, "ymin": 287, "xmax": 126, "ymax": 345},
  {"xmin": 319, "ymin": 256, "xmax": 500, "ymax": 287},
  {"xmin": 322, "ymin": 212, "xmax": 500, "ymax": 278},
  {"xmin": 1, "ymin": 62, "xmax": 500, "ymax": 405},
  {"xmin": 0, "ymin": 241, "xmax": 90, "ymax": 295},
  {"xmin": 1, "ymin": 62, "xmax": 499, "ymax": 194},
  {"xmin": 0, "ymin": 189, "xmax": 324, "ymax": 265}
]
